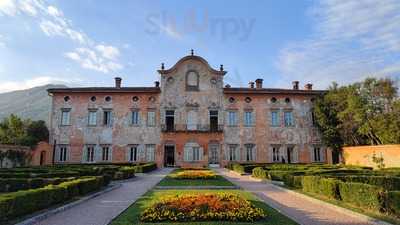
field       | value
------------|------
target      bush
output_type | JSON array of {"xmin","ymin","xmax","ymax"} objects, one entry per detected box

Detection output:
[
  {"xmin": 0, "ymin": 176, "xmax": 106, "ymax": 222},
  {"xmin": 0, "ymin": 177, "xmax": 76, "ymax": 193},
  {"xmin": 302, "ymin": 176, "xmax": 340, "ymax": 200},
  {"xmin": 268, "ymin": 170, "xmax": 305, "ymax": 181},
  {"xmin": 170, "ymin": 170, "xmax": 217, "ymax": 179},
  {"xmin": 134, "ymin": 163, "xmax": 157, "ymax": 173},
  {"xmin": 114, "ymin": 167, "xmax": 135, "ymax": 180},
  {"xmin": 334, "ymin": 175, "xmax": 400, "ymax": 191},
  {"xmin": 387, "ymin": 191, "xmax": 400, "ymax": 216},
  {"xmin": 338, "ymin": 182, "xmax": 386, "ymax": 211},
  {"xmin": 283, "ymin": 175, "xmax": 303, "ymax": 189},
  {"xmin": 252, "ymin": 167, "xmax": 269, "ymax": 179}
]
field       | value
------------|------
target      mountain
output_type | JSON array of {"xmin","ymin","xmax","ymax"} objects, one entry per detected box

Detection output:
[{"xmin": 0, "ymin": 84, "xmax": 67, "ymax": 123}]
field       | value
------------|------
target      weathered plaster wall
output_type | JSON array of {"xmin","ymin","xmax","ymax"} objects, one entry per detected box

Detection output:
[{"xmin": 343, "ymin": 145, "xmax": 400, "ymax": 168}]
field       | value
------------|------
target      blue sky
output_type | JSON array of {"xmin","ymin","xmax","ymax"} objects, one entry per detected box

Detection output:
[{"xmin": 0, "ymin": 0, "xmax": 399, "ymax": 93}]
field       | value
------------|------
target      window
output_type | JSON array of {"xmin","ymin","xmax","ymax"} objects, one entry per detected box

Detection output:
[
  {"xmin": 244, "ymin": 111, "xmax": 253, "ymax": 126},
  {"xmin": 57, "ymin": 145, "xmax": 68, "ymax": 162},
  {"xmin": 209, "ymin": 110, "xmax": 218, "ymax": 131},
  {"xmin": 132, "ymin": 111, "xmax": 139, "ymax": 125},
  {"xmin": 165, "ymin": 110, "xmax": 174, "ymax": 131},
  {"xmin": 229, "ymin": 145, "xmax": 237, "ymax": 161},
  {"xmin": 103, "ymin": 110, "xmax": 112, "ymax": 126},
  {"xmin": 313, "ymin": 147, "xmax": 322, "ymax": 162},
  {"xmin": 311, "ymin": 111, "xmax": 316, "ymax": 126},
  {"xmin": 271, "ymin": 111, "xmax": 280, "ymax": 127},
  {"xmin": 88, "ymin": 110, "xmax": 97, "ymax": 126},
  {"xmin": 102, "ymin": 146, "xmax": 111, "ymax": 161},
  {"xmin": 129, "ymin": 146, "xmax": 139, "ymax": 162},
  {"xmin": 146, "ymin": 144, "xmax": 155, "ymax": 162},
  {"xmin": 284, "ymin": 111, "xmax": 294, "ymax": 127},
  {"xmin": 187, "ymin": 110, "xmax": 197, "ymax": 130},
  {"xmin": 147, "ymin": 111, "xmax": 155, "ymax": 126},
  {"xmin": 85, "ymin": 145, "xmax": 95, "ymax": 162},
  {"xmin": 272, "ymin": 146, "xmax": 280, "ymax": 162},
  {"xmin": 245, "ymin": 144, "xmax": 255, "ymax": 161},
  {"xmin": 193, "ymin": 147, "xmax": 200, "ymax": 161},
  {"xmin": 228, "ymin": 111, "xmax": 237, "ymax": 126},
  {"xmin": 61, "ymin": 109, "xmax": 70, "ymax": 126}
]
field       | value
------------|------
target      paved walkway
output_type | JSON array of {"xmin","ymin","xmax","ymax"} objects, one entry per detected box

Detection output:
[
  {"xmin": 34, "ymin": 168, "xmax": 173, "ymax": 225},
  {"xmin": 216, "ymin": 169, "xmax": 388, "ymax": 225}
]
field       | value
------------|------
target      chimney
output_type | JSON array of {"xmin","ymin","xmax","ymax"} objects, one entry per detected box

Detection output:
[
  {"xmin": 249, "ymin": 81, "xmax": 255, "ymax": 88},
  {"xmin": 155, "ymin": 81, "xmax": 160, "ymax": 87},
  {"xmin": 305, "ymin": 83, "xmax": 313, "ymax": 90},
  {"xmin": 292, "ymin": 81, "xmax": 299, "ymax": 90},
  {"xmin": 255, "ymin": 78, "xmax": 263, "ymax": 88},
  {"xmin": 115, "ymin": 77, "xmax": 122, "ymax": 88}
]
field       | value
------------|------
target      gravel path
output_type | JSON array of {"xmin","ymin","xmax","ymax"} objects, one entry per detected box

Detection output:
[
  {"xmin": 33, "ymin": 168, "xmax": 173, "ymax": 225},
  {"xmin": 216, "ymin": 168, "xmax": 389, "ymax": 225}
]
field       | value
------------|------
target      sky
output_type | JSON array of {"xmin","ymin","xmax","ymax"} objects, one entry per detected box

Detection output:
[{"xmin": 0, "ymin": 0, "xmax": 399, "ymax": 93}]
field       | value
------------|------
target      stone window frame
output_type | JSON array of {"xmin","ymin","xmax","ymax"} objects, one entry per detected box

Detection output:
[
  {"xmin": 271, "ymin": 144, "xmax": 281, "ymax": 163},
  {"xmin": 270, "ymin": 108, "xmax": 281, "ymax": 127},
  {"xmin": 56, "ymin": 144, "xmax": 69, "ymax": 162},
  {"xmin": 60, "ymin": 108, "xmax": 71, "ymax": 126},
  {"xmin": 145, "ymin": 144, "xmax": 156, "ymax": 162},
  {"xmin": 227, "ymin": 144, "xmax": 239, "ymax": 161},
  {"xmin": 87, "ymin": 108, "xmax": 98, "ymax": 126},
  {"xmin": 101, "ymin": 144, "xmax": 112, "ymax": 162},
  {"xmin": 146, "ymin": 109, "xmax": 156, "ymax": 127},
  {"xmin": 102, "ymin": 109, "xmax": 113, "ymax": 127},
  {"xmin": 283, "ymin": 109, "xmax": 295, "ymax": 127},
  {"xmin": 185, "ymin": 70, "xmax": 200, "ymax": 91},
  {"xmin": 244, "ymin": 143, "xmax": 256, "ymax": 161},
  {"xmin": 311, "ymin": 145, "xmax": 324, "ymax": 162},
  {"xmin": 83, "ymin": 144, "xmax": 96, "ymax": 163},
  {"xmin": 243, "ymin": 109, "xmax": 255, "ymax": 127},
  {"xmin": 131, "ymin": 108, "xmax": 140, "ymax": 126},
  {"xmin": 227, "ymin": 110, "xmax": 238, "ymax": 127}
]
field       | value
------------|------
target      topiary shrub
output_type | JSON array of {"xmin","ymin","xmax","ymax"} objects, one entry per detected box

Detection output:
[
  {"xmin": 252, "ymin": 167, "xmax": 269, "ymax": 179},
  {"xmin": 134, "ymin": 163, "xmax": 157, "ymax": 173},
  {"xmin": 338, "ymin": 182, "xmax": 386, "ymax": 211}
]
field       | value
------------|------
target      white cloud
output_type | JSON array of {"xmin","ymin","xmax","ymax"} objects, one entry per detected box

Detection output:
[
  {"xmin": 276, "ymin": 0, "xmax": 400, "ymax": 88},
  {"xmin": 0, "ymin": 0, "xmax": 17, "ymax": 16},
  {"xmin": 95, "ymin": 45, "xmax": 120, "ymax": 60},
  {"xmin": 0, "ymin": 76, "xmax": 82, "ymax": 93},
  {"xmin": 2, "ymin": 0, "xmax": 123, "ymax": 74},
  {"xmin": 65, "ymin": 48, "xmax": 123, "ymax": 73}
]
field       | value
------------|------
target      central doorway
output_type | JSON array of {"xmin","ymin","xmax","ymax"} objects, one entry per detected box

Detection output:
[
  {"xmin": 208, "ymin": 144, "xmax": 219, "ymax": 167},
  {"xmin": 164, "ymin": 145, "xmax": 175, "ymax": 167}
]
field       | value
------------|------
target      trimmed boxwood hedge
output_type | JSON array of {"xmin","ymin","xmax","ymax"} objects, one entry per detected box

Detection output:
[
  {"xmin": 338, "ymin": 182, "xmax": 386, "ymax": 211},
  {"xmin": 388, "ymin": 191, "xmax": 400, "ymax": 215},
  {"xmin": 0, "ymin": 176, "xmax": 106, "ymax": 222},
  {"xmin": 302, "ymin": 176, "xmax": 340, "ymax": 200},
  {"xmin": 333, "ymin": 175, "xmax": 400, "ymax": 191},
  {"xmin": 0, "ymin": 177, "xmax": 76, "ymax": 192},
  {"xmin": 134, "ymin": 163, "xmax": 157, "ymax": 173},
  {"xmin": 252, "ymin": 167, "xmax": 269, "ymax": 179}
]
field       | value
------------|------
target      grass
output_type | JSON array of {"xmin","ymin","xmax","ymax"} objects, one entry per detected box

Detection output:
[
  {"xmin": 157, "ymin": 169, "xmax": 235, "ymax": 186},
  {"xmin": 109, "ymin": 189, "xmax": 298, "ymax": 225}
]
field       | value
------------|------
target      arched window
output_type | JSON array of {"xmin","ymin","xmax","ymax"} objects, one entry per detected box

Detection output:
[{"xmin": 186, "ymin": 70, "xmax": 199, "ymax": 91}]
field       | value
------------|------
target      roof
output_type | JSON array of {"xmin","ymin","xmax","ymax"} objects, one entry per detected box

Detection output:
[
  {"xmin": 223, "ymin": 87, "xmax": 326, "ymax": 95},
  {"xmin": 157, "ymin": 55, "xmax": 227, "ymax": 75},
  {"xmin": 47, "ymin": 87, "xmax": 161, "ymax": 94}
]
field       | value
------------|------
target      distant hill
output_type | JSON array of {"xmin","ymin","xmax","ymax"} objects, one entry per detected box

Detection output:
[{"xmin": 0, "ymin": 84, "xmax": 67, "ymax": 123}]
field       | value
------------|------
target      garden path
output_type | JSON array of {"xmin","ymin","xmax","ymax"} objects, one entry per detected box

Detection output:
[
  {"xmin": 33, "ymin": 168, "xmax": 173, "ymax": 225},
  {"xmin": 216, "ymin": 168, "xmax": 389, "ymax": 225}
]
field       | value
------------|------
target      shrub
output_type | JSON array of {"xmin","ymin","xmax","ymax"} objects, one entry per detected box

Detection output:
[
  {"xmin": 283, "ymin": 175, "xmax": 302, "ymax": 189},
  {"xmin": 338, "ymin": 182, "xmax": 386, "ymax": 211},
  {"xmin": 140, "ymin": 194, "xmax": 265, "ymax": 222},
  {"xmin": 387, "ymin": 191, "xmax": 400, "ymax": 216},
  {"xmin": 134, "ymin": 163, "xmax": 157, "ymax": 173},
  {"xmin": 335, "ymin": 175, "xmax": 400, "ymax": 191},
  {"xmin": 268, "ymin": 170, "xmax": 305, "ymax": 181},
  {"xmin": 302, "ymin": 176, "xmax": 340, "ymax": 200},
  {"xmin": 252, "ymin": 167, "xmax": 269, "ymax": 179},
  {"xmin": 0, "ymin": 176, "xmax": 106, "ymax": 222},
  {"xmin": 0, "ymin": 177, "xmax": 76, "ymax": 193},
  {"xmin": 115, "ymin": 167, "xmax": 135, "ymax": 180}
]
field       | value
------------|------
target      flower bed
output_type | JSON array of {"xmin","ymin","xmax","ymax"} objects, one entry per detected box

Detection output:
[
  {"xmin": 140, "ymin": 193, "xmax": 265, "ymax": 222},
  {"xmin": 170, "ymin": 170, "xmax": 217, "ymax": 179}
]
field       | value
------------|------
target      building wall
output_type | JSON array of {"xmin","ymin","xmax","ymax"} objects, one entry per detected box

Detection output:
[
  {"xmin": 50, "ymin": 92, "xmax": 161, "ymax": 164},
  {"xmin": 343, "ymin": 145, "xmax": 400, "ymax": 168},
  {"xmin": 48, "ymin": 55, "xmax": 328, "ymax": 167},
  {"xmin": 30, "ymin": 141, "xmax": 52, "ymax": 166}
]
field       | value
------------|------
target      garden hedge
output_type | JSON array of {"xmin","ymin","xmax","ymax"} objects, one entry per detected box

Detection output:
[
  {"xmin": 338, "ymin": 181, "xmax": 386, "ymax": 211},
  {"xmin": 252, "ymin": 167, "xmax": 269, "ymax": 179},
  {"xmin": 333, "ymin": 175, "xmax": 400, "ymax": 191},
  {"xmin": 0, "ymin": 177, "xmax": 76, "ymax": 193},
  {"xmin": 0, "ymin": 176, "xmax": 106, "ymax": 222},
  {"xmin": 302, "ymin": 176, "xmax": 340, "ymax": 200},
  {"xmin": 388, "ymin": 191, "xmax": 400, "ymax": 215},
  {"xmin": 134, "ymin": 163, "xmax": 157, "ymax": 173}
]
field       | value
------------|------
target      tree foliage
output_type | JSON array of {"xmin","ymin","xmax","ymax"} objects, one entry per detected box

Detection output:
[
  {"xmin": 0, "ymin": 114, "xmax": 49, "ymax": 147},
  {"xmin": 314, "ymin": 77, "xmax": 400, "ymax": 151}
]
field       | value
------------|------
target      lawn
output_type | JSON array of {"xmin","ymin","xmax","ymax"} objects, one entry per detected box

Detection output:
[
  {"xmin": 109, "ymin": 189, "xmax": 298, "ymax": 225},
  {"xmin": 157, "ymin": 169, "xmax": 235, "ymax": 186}
]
